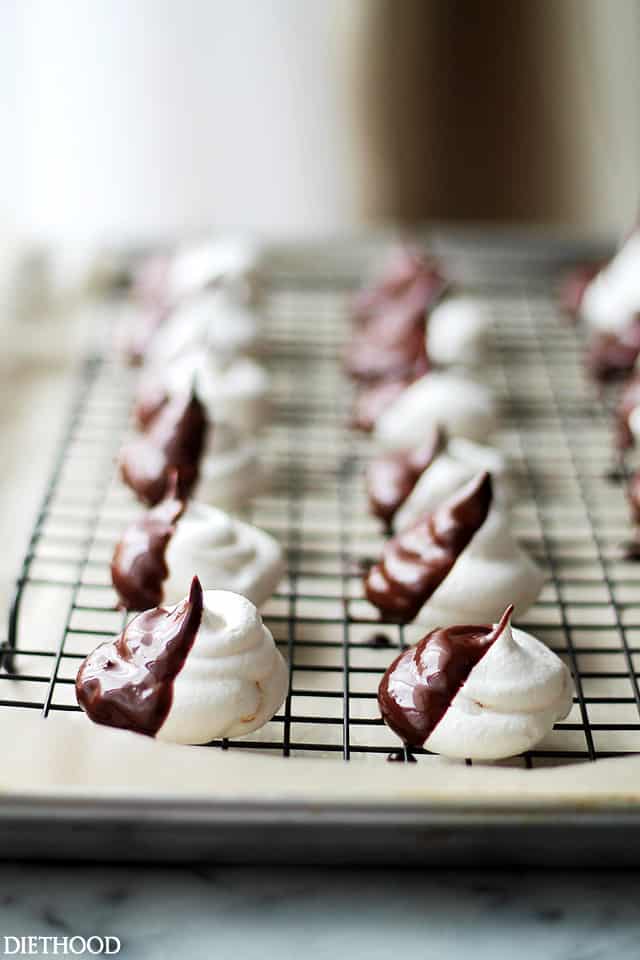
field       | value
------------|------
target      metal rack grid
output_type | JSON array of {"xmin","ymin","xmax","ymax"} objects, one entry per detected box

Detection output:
[{"xmin": 3, "ymin": 264, "xmax": 640, "ymax": 770}]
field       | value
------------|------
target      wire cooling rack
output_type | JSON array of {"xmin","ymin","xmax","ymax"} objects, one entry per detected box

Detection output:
[{"xmin": 3, "ymin": 251, "xmax": 639, "ymax": 771}]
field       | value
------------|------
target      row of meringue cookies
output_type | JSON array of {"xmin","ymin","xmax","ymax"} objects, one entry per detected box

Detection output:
[
  {"xmin": 560, "ymin": 228, "xmax": 640, "ymax": 550},
  {"xmin": 347, "ymin": 247, "xmax": 574, "ymax": 761},
  {"xmin": 75, "ymin": 239, "xmax": 289, "ymax": 744}
]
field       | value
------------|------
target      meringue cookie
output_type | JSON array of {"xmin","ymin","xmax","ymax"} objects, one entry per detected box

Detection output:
[
  {"xmin": 76, "ymin": 579, "xmax": 288, "ymax": 744},
  {"xmin": 167, "ymin": 237, "xmax": 263, "ymax": 306},
  {"xmin": 147, "ymin": 288, "xmax": 260, "ymax": 367},
  {"xmin": 159, "ymin": 349, "xmax": 270, "ymax": 436},
  {"xmin": 379, "ymin": 607, "xmax": 573, "ymax": 760},
  {"xmin": 393, "ymin": 437, "xmax": 509, "ymax": 532},
  {"xmin": 163, "ymin": 502, "xmax": 284, "ymax": 608},
  {"xmin": 426, "ymin": 296, "xmax": 492, "ymax": 367},
  {"xmin": 420, "ymin": 503, "xmax": 544, "ymax": 626},
  {"xmin": 195, "ymin": 419, "xmax": 264, "ymax": 509},
  {"xmin": 374, "ymin": 372, "xmax": 497, "ymax": 449},
  {"xmin": 581, "ymin": 230, "xmax": 640, "ymax": 333},
  {"xmin": 426, "ymin": 617, "xmax": 573, "ymax": 759}
]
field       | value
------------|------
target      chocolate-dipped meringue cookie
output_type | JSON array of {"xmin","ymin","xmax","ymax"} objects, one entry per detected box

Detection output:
[
  {"xmin": 111, "ymin": 474, "xmax": 185, "ymax": 611},
  {"xmin": 365, "ymin": 473, "xmax": 543, "ymax": 625},
  {"xmin": 379, "ymin": 606, "xmax": 573, "ymax": 759},
  {"xmin": 163, "ymin": 501, "xmax": 284, "ymax": 608},
  {"xmin": 585, "ymin": 317, "xmax": 640, "ymax": 383},
  {"xmin": 366, "ymin": 427, "xmax": 446, "ymax": 527},
  {"xmin": 374, "ymin": 371, "xmax": 497, "ymax": 449},
  {"xmin": 391, "ymin": 436, "xmax": 508, "ymax": 532},
  {"xmin": 120, "ymin": 389, "xmax": 207, "ymax": 506},
  {"xmin": 76, "ymin": 578, "xmax": 288, "ymax": 743},
  {"xmin": 112, "ymin": 489, "xmax": 283, "ymax": 611},
  {"xmin": 426, "ymin": 296, "xmax": 492, "ymax": 367},
  {"xmin": 351, "ymin": 247, "xmax": 445, "ymax": 324},
  {"xmin": 581, "ymin": 230, "xmax": 640, "ymax": 334},
  {"xmin": 146, "ymin": 287, "xmax": 260, "ymax": 368}
]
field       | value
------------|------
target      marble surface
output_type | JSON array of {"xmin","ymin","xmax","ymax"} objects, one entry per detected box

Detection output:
[{"xmin": 0, "ymin": 865, "xmax": 639, "ymax": 959}]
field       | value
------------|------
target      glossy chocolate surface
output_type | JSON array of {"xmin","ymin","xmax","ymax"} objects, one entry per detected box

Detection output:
[
  {"xmin": 367, "ymin": 427, "xmax": 445, "ymax": 526},
  {"xmin": 111, "ymin": 476, "xmax": 185, "ymax": 611},
  {"xmin": 76, "ymin": 577, "xmax": 204, "ymax": 736},
  {"xmin": 378, "ymin": 605, "xmax": 512, "ymax": 747},
  {"xmin": 120, "ymin": 390, "xmax": 207, "ymax": 506},
  {"xmin": 364, "ymin": 472, "xmax": 492, "ymax": 623}
]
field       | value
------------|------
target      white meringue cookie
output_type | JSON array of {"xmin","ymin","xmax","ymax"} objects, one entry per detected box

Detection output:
[
  {"xmin": 425, "ymin": 618, "xmax": 573, "ymax": 759},
  {"xmin": 581, "ymin": 231, "xmax": 640, "ymax": 333},
  {"xmin": 163, "ymin": 502, "xmax": 284, "ymax": 608},
  {"xmin": 160, "ymin": 350, "xmax": 270, "ymax": 436},
  {"xmin": 375, "ymin": 372, "xmax": 497, "ymax": 449},
  {"xmin": 418, "ymin": 505, "xmax": 544, "ymax": 626},
  {"xmin": 427, "ymin": 296, "xmax": 492, "ymax": 367},
  {"xmin": 157, "ymin": 590, "xmax": 288, "ymax": 744},
  {"xmin": 195, "ymin": 420, "xmax": 264, "ymax": 509},
  {"xmin": 147, "ymin": 288, "xmax": 260, "ymax": 367},
  {"xmin": 167, "ymin": 237, "xmax": 262, "ymax": 306},
  {"xmin": 393, "ymin": 438, "xmax": 509, "ymax": 532}
]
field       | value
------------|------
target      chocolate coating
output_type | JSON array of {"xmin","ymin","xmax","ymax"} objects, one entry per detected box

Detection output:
[
  {"xmin": 585, "ymin": 317, "xmax": 640, "ymax": 383},
  {"xmin": 111, "ymin": 475, "xmax": 185, "ymax": 611},
  {"xmin": 616, "ymin": 373, "xmax": 640, "ymax": 450},
  {"xmin": 366, "ymin": 427, "xmax": 445, "ymax": 526},
  {"xmin": 351, "ymin": 248, "xmax": 445, "ymax": 325},
  {"xmin": 344, "ymin": 308, "xmax": 430, "ymax": 384},
  {"xmin": 120, "ymin": 390, "xmax": 207, "ymax": 506},
  {"xmin": 76, "ymin": 576, "xmax": 204, "ymax": 737},
  {"xmin": 378, "ymin": 605, "xmax": 512, "ymax": 747},
  {"xmin": 364, "ymin": 472, "xmax": 493, "ymax": 623}
]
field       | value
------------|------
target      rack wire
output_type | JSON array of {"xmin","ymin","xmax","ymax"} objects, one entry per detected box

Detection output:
[{"xmin": 3, "ymin": 254, "xmax": 640, "ymax": 769}]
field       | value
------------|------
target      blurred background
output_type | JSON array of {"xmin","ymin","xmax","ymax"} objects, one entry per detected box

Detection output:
[{"xmin": 1, "ymin": 0, "xmax": 639, "ymax": 301}]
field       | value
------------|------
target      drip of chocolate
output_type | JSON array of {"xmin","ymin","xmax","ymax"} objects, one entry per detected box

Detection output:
[
  {"xmin": 378, "ymin": 605, "xmax": 513, "ymax": 747},
  {"xmin": 616, "ymin": 373, "xmax": 640, "ymax": 450},
  {"xmin": 120, "ymin": 389, "xmax": 207, "ymax": 506},
  {"xmin": 76, "ymin": 576, "xmax": 204, "ymax": 736},
  {"xmin": 585, "ymin": 316, "xmax": 640, "ymax": 383},
  {"xmin": 366, "ymin": 427, "xmax": 446, "ymax": 527},
  {"xmin": 111, "ymin": 473, "xmax": 185, "ymax": 611},
  {"xmin": 364, "ymin": 472, "xmax": 493, "ymax": 623}
]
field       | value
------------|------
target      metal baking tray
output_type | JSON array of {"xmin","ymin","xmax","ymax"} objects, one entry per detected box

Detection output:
[{"xmin": 4, "ymin": 229, "xmax": 640, "ymax": 865}]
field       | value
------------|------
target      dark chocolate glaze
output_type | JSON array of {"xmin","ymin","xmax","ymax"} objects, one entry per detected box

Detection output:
[
  {"xmin": 120, "ymin": 390, "xmax": 207, "ymax": 506},
  {"xmin": 616, "ymin": 373, "xmax": 640, "ymax": 450},
  {"xmin": 76, "ymin": 576, "xmax": 204, "ymax": 737},
  {"xmin": 364, "ymin": 472, "xmax": 493, "ymax": 623},
  {"xmin": 585, "ymin": 316, "xmax": 640, "ymax": 383},
  {"xmin": 111, "ymin": 474, "xmax": 185, "ymax": 611},
  {"xmin": 368, "ymin": 633, "xmax": 393, "ymax": 649},
  {"xmin": 378, "ymin": 605, "xmax": 512, "ymax": 747},
  {"xmin": 366, "ymin": 427, "xmax": 445, "ymax": 526}
]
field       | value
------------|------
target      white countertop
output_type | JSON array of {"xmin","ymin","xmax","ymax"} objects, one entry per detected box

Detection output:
[{"xmin": 0, "ymin": 864, "xmax": 638, "ymax": 959}]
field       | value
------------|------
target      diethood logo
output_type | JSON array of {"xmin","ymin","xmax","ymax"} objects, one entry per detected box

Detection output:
[{"xmin": 2, "ymin": 937, "xmax": 121, "ymax": 955}]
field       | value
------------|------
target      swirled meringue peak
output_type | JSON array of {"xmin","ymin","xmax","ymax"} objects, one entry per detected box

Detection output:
[
  {"xmin": 379, "ymin": 606, "xmax": 573, "ymax": 759},
  {"xmin": 163, "ymin": 501, "xmax": 284, "ymax": 608},
  {"xmin": 367, "ymin": 428, "xmax": 508, "ymax": 531},
  {"xmin": 365, "ymin": 472, "xmax": 543, "ymax": 625},
  {"xmin": 147, "ymin": 288, "xmax": 260, "ymax": 368},
  {"xmin": 426, "ymin": 296, "xmax": 492, "ymax": 367},
  {"xmin": 77, "ymin": 579, "xmax": 288, "ymax": 744},
  {"xmin": 374, "ymin": 371, "xmax": 497, "ymax": 450}
]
